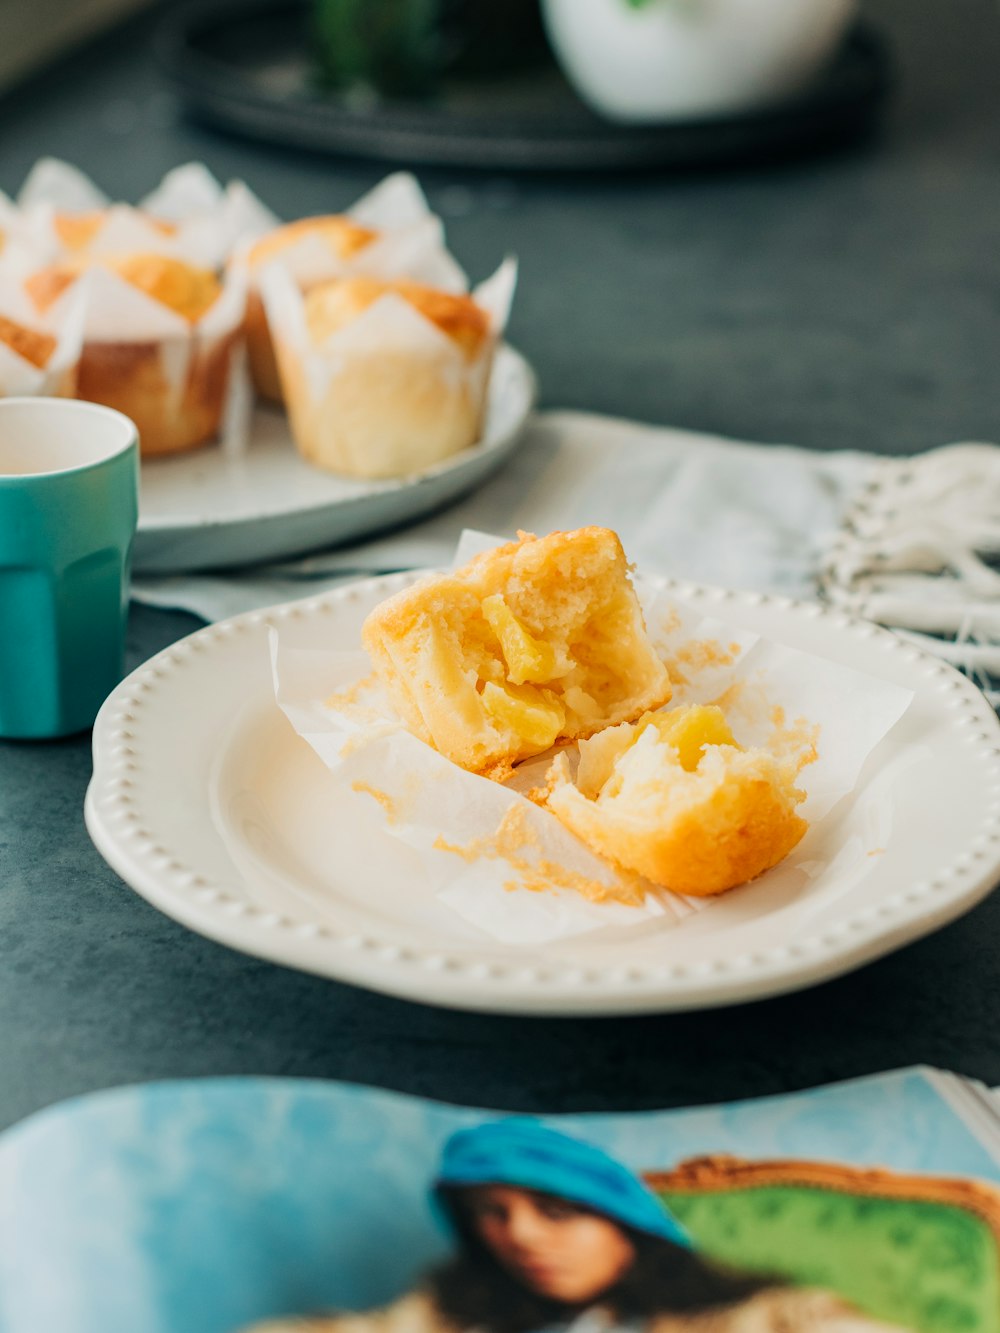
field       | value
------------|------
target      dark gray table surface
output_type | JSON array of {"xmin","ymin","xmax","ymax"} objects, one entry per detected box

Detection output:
[{"xmin": 2, "ymin": 0, "xmax": 999, "ymax": 1134}]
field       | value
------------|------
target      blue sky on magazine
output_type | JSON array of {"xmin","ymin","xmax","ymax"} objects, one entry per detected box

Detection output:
[{"xmin": 0, "ymin": 1068, "xmax": 997, "ymax": 1333}]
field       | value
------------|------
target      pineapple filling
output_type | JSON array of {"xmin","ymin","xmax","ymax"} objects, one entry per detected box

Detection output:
[
  {"xmin": 481, "ymin": 680, "xmax": 565, "ymax": 749},
  {"xmin": 642, "ymin": 704, "xmax": 738, "ymax": 771},
  {"xmin": 466, "ymin": 589, "xmax": 668, "ymax": 753},
  {"xmin": 482, "ymin": 594, "xmax": 558, "ymax": 685},
  {"xmin": 578, "ymin": 705, "xmax": 742, "ymax": 802},
  {"xmin": 478, "ymin": 594, "xmax": 569, "ymax": 747}
]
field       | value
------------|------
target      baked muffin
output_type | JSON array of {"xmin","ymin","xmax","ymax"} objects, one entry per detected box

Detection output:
[
  {"xmin": 26, "ymin": 251, "xmax": 243, "ymax": 457},
  {"xmin": 245, "ymin": 215, "xmax": 377, "ymax": 400},
  {"xmin": 362, "ymin": 529, "xmax": 672, "ymax": 778},
  {"xmin": 543, "ymin": 704, "xmax": 809, "ymax": 898},
  {"xmin": 271, "ymin": 272, "xmax": 495, "ymax": 478}
]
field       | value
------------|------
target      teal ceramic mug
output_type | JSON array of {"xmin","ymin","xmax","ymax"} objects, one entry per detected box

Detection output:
[{"xmin": 0, "ymin": 398, "xmax": 139, "ymax": 740}]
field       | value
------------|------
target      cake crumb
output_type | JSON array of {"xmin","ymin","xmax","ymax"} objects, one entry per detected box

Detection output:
[
  {"xmin": 325, "ymin": 672, "xmax": 377, "ymax": 709},
  {"xmin": 710, "ymin": 681, "xmax": 745, "ymax": 712},
  {"xmin": 769, "ymin": 705, "xmax": 820, "ymax": 771},
  {"xmin": 351, "ymin": 780, "xmax": 398, "ymax": 824},
  {"xmin": 663, "ymin": 636, "xmax": 739, "ymax": 686},
  {"xmin": 324, "ymin": 672, "xmax": 385, "ymax": 726},
  {"xmin": 658, "ymin": 607, "xmax": 682, "ymax": 635},
  {"xmin": 433, "ymin": 803, "xmax": 647, "ymax": 906}
]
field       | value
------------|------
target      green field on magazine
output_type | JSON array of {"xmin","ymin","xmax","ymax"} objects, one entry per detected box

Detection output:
[{"xmin": 660, "ymin": 1185, "xmax": 1000, "ymax": 1332}]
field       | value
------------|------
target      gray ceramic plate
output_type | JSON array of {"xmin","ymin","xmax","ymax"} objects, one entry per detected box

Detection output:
[
  {"xmin": 158, "ymin": 0, "xmax": 892, "ymax": 172},
  {"xmin": 134, "ymin": 343, "xmax": 536, "ymax": 574}
]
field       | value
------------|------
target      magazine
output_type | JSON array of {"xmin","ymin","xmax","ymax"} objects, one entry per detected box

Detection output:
[{"xmin": 0, "ymin": 1067, "xmax": 997, "ymax": 1333}]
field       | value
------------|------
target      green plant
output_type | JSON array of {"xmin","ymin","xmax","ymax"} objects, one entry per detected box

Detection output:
[
  {"xmin": 314, "ymin": 0, "xmax": 441, "ymax": 97},
  {"xmin": 313, "ymin": 0, "xmax": 549, "ymax": 98}
]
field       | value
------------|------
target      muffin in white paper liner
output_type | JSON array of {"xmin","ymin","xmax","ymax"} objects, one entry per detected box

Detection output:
[
  {"xmin": 35, "ymin": 259, "xmax": 250, "ymax": 458},
  {"xmin": 13, "ymin": 158, "xmax": 277, "ymax": 270},
  {"xmin": 240, "ymin": 172, "xmax": 464, "ymax": 291},
  {"xmin": 260, "ymin": 257, "xmax": 516, "ymax": 479},
  {"xmin": 240, "ymin": 172, "xmax": 467, "ymax": 400},
  {"xmin": 0, "ymin": 281, "xmax": 86, "ymax": 398},
  {"xmin": 267, "ymin": 536, "xmax": 914, "ymax": 946}
]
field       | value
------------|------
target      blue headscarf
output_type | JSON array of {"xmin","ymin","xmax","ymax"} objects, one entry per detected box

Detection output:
[{"xmin": 434, "ymin": 1118, "xmax": 691, "ymax": 1249}]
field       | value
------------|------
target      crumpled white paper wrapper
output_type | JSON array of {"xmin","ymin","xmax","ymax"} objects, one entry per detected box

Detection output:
[
  {"xmin": 267, "ymin": 534, "xmax": 914, "ymax": 946},
  {"xmin": 12, "ymin": 158, "xmax": 277, "ymax": 270}
]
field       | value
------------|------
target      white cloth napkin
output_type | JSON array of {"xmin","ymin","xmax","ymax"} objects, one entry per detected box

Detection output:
[{"xmin": 131, "ymin": 410, "xmax": 876, "ymax": 622}]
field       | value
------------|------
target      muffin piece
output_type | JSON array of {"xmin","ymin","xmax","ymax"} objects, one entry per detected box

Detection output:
[
  {"xmin": 245, "ymin": 215, "xmax": 377, "ymax": 400},
  {"xmin": 362, "ymin": 529, "xmax": 672, "ymax": 777},
  {"xmin": 274, "ymin": 274, "xmax": 494, "ymax": 479},
  {"xmin": 26, "ymin": 252, "xmax": 239, "ymax": 458},
  {"xmin": 544, "ymin": 704, "xmax": 809, "ymax": 898}
]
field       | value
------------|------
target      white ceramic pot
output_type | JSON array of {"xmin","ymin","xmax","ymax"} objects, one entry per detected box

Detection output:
[{"xmin": 542, "ymin": 0, "xmax": 859, "ymax": 123}]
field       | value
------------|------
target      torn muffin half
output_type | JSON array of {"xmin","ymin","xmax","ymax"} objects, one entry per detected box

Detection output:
[
  {"xmin": 543, "ymin": 703, "xmax": 810, "ymax": 897},
  {"xmin": 361, "ymin": 528, "xmax": 672, "ymax": 777}
]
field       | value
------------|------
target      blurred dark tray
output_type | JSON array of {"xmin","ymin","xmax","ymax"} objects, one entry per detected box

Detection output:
[{"xmin": 158, "ymin": 0, "xmax": 893, "ymax": 172}]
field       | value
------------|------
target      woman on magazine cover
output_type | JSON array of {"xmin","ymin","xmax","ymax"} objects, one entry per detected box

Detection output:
[{"xmin": 244, "ymin": 1119, "xmax": 905, "ymax": 1333}]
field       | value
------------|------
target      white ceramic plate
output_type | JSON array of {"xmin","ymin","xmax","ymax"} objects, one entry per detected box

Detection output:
[
  {"xmin": 132, "ymin": 344, "xmax": 536, "ymax": 574},
  {"xmin": 86, "ymin": 574, "xmax": 1000, "ymax": 1015}
]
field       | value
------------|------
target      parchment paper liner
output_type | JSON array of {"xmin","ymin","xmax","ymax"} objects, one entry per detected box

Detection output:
[
  {"xmin": 240, "ymin": 172, "xmax": 468, "ymax": 401},
  {"xmin": 269, "ymin": 537, "xmax": 913, "ymax": 945},
  {"xmin": 14, "ymin": 159, "xmax": 277, "ymax": 270},
  {"xmin": 260, "ymin": 258, "xmax": 517, "ymax": 480}
]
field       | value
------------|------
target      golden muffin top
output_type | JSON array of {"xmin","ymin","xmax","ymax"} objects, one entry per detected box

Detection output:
[
  {"xmin": 52, "ymin": 210, "xmax": 178, "ymax": 252},
  {"xmin": 248, "ymin": 215, "xmax": 377, "ymax": 268},
  {"xmin": 304, "ymin": 276, "xmax": 490, "ymax": 359},
  {"xmin": 0, "ymin": 313, "xmax": 56, "ymax": 368},
  {"xmin": 27, "ymin": 251, "xmax": 222, "ymax": 322}
]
